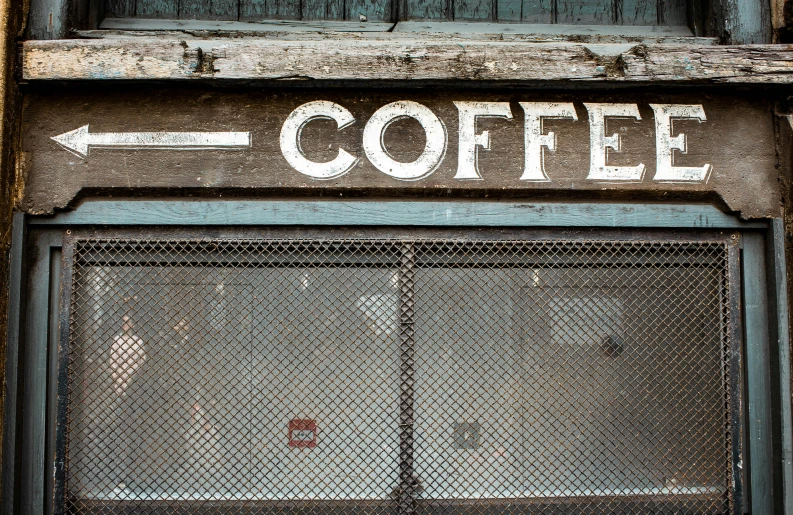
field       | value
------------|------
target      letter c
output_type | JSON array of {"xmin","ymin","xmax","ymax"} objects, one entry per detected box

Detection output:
[{"xmin": 280, "ymin": 101, "xmax": 358, "ymax": 180}]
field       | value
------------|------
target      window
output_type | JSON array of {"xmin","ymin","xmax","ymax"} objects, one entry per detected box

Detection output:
[{"xmin": 60, "ymin": 230, "xmax": 738, "ymax": 514}]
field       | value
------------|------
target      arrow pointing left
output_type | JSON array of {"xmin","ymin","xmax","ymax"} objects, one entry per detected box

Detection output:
[{"xmin": 51, "ymin": 125, "xmax": 252, "ymax": 158}]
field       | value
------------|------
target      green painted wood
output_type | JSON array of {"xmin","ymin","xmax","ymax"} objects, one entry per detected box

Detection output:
[
  {"xmin": 454, "ymin": 0, "xmax": 493, "ymax": 20},
  {"xmin": 405, "ymin": 0, "xmax": 447, "ymax": 20},
  {"xmin": 239, "ymin": 0, "xmax": 264, "ymax": 19},
  {"xmin": 496, "ymin": 0, "xmax": 521, "ymax": 21},
  {"xmin": 43, "ymin": 249, "xmax": 61, "ymax": 515},
  {"xmin": 19, "ymin": 231, "xmax": 61, "ymax": 515},
  {"xmin": 658, "ymin": 0, "xmax": 687, "ymax": 25},
  {"xmin": 621, "ymin": 0, "xmax": 656, "ymax": 25},
  {"xmin": 520, "ymin": 0, "xmax": 552, "ymax": 22},
  {"xmin": 179, "ymin": 0, "xmax": 238, "ymax": 19},
  {"xmin": 136, "ymin": 0, "xmax": 178, "ymax": 17},
  {"xmin": 743, "ymin": 232, "xmax": 775, "ymax": 515},
  {"xmin": 2, "ymin": 214, "xmax": 25, "ymax": 515},
  {"xmin": 346, "ymin": 0, "xmax": 392, "ymax": 21},
  {"xmin": 556, "ymin": 0, "xmax": 613, "ymax": 24},
  {"xmin": 770, "ymin": 219, "xmax": 793, "ymax": 515},
  {"xmin": 723, "ymin": 0, "xmax": 771, "ymax": 43},
  {"xmin": 104, "ymin": 0, "xmax": 135, "ymax": 17},
  {"xmin": 29, "ymin": 201, "xmax": 768, "ymax": 229},
  {"xmin": 239, "ymin": 0, "xmax": 299, "ymax": 19},
  {"xmin": 302, "ymin": 0, "xmax": 343, "ymax": 20},
  {"xmin": 27, "ymin": 0, "xmax": 71, "ymax": 38}
]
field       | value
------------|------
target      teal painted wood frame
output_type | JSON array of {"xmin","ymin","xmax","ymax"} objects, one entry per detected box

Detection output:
[
  {"xmin": 28, "ymin": 200, "xmax": 769, "ymax": 228},
  {"xmin": 9, "ymin": 200, "xmax": 792, "ymax": 515},
  {"xmin": 768, "ymin": 220, "xmax": 793, "ymax": 515},
  {"xmin": 743, "ymin": 233, "xmax": 774, "ymax": 514}
]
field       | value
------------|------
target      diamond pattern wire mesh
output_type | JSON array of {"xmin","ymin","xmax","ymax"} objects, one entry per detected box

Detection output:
[{"xmin": 63, "ymin": 236, "xmax": 734, "ymax": 514}]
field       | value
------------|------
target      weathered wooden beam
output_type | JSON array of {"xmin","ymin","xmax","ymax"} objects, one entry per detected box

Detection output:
[{"xmin": 20, "ymin": 37, "xmax": 793, "ymax": 83}]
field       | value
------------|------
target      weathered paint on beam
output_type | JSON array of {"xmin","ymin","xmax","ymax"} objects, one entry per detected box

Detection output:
[
  {"xmin": 27, "ymin": 200, "xmax": 768, "ymax": 228},
  {"xmin": 21, "ymin": 38, "xmax": 793, "ymax": 83}
]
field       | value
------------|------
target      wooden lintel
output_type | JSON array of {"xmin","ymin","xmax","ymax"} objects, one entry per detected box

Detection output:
[{"xmin": 20, "ymin": 38, "xmax": 793, "ymax": 83}]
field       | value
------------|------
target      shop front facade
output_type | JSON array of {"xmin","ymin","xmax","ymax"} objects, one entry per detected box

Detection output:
[{"xmin": 4, "ymin": 0, "xmax": 793, "ymax": 513}]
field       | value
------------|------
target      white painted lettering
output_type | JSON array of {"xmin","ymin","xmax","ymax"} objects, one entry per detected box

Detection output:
[
  {"xmin": 650, "ymin": 104, "xmax": 711, "ymax": 182},
  {"xmin": 584, "ymin": 103, "xmax": 646, "ymax": 181},
  {"xmin": 279, "ymin": 101, "xmax": 358, "ymax": 180},
  {"xmin": 453, "ymin": 101, "xmax": 513, "ymax": 180},
  {"xmin": 519, "ymin": 102, "xmax": 578, "ymax": 181},
  {"xmin": 363, "ymin": 101, "xmax": 447, "ymax": 181}
]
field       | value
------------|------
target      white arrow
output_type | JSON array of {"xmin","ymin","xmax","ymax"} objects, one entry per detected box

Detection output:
[{"xmin": 51, "ymin": 125, "xmax": 251, "ymax": 158}]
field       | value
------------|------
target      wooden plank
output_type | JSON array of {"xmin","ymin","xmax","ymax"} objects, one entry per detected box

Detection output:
[
  {"xmin": 247, "ymin": 0, "xmax": 299, "ymax": 19},
  {"xmin": 27, "ymin": 0, "xmax": 72, "ymax": 38},
  {"xmin": 137, "ymin": 0, "xmax": 178, "ymax": 18},
  {"xmin": 104, "ymin": 0, "xmax": 135, "ymax": 18},
  {"xmin": 43, "ymin": 249, "xmax": 61, "ymax": 515},
  {"xmin": 101, "ymin": 17, "xmax": 394, "ymax": 30},
  {"xmin": 301, "ymin": 0, "xmax": 339, "ymax": 19},
  {"xmin": 28, "ymin": 201, "xmax": 767, "ymax": 228},
  {"xmin": 519, "ymin": 0, "xmax": 553, "ymax": 23},
  {"xmin": 496, "ymin": 0, "xmax": 522, "ymax": 21},
  {"xmin": 556, "ymin": 0, "xmax": 612, "ymax": 24},
  {"xmin": 21, "ymin": 38, "xmax": 793, "ymax": 83},
  {"xmin": 19, "ymin": 231, "xmax": 61, "ymax": 515},
  {"xmin": 1, "ymin": 214, "xmax": 26, "ymax": 515},
  {"xmin": 743, "ymin": 232, "xmax": 775, "ymax": 515},
  {"xmin": 273, "ymin": 0, "xmax": 301, "ymax": 18},
  {"xmin": 346, "ymin": 0, "xmax": 393, "ymax": 21},
  {"xmin": 723, "ymin": 0, "xmax": 771, "ymax": 43},
  {"xmin": 179, "ymin": 0, "xmax": 238, "ymax": 20},
  {"xmin": 454, "ymin": 0, "xmax": 493, "ymax": 20},
  {"xmin": 770, "ymin": 219, "xmax": 793, "ymax": 514},
  {"xmin": 393, "ymin": 20, "xmax": 695, "ymax": 35},
  {"xmin": 406, "ymin": 0, "xmax": 448, "ymax": 20},
  {"xmin": 658, "ymin": 0, "xmax": 687, "ymax": 25},
  {"xmin": 239, "ymin": 0, "xmax": 265, "ymax": 19},
  {"xmin": 621, "ymin": 0, "xmax": 656, "ymax": 25},
  {"xmin": 772, "ymin": 0, "xmax": 785, "ymax": 42}
]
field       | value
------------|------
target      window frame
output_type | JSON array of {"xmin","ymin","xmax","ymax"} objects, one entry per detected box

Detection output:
[{"xmin": 2, "ymin": 200, "xmax": 789, "ymax": 514}]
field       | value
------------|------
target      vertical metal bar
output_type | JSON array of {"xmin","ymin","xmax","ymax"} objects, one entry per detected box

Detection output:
[
  {"xmin": 2, "ymin": 213, "xmax": 25, "ymax": 515},
  {"xmin": 44, "ymin": 248, "xmax": 62, "ymax": 515},
  {"xmin": 742, "ymin": 232, "xmax": 774, "ymax": 514},
  {"xmin": 398, "ymin": 242, "xmax": 416, "ymax": 515},
  {"xmin": 728, "ymin": 239, "xmax": 744, "ymax": 513},
  {"xmin": 52, "ymin": 235, "xmax": 74, "ymax": 515},
  {"xmin": 769, "ymin": 219, "xmax": 793, "ymax": 514}
]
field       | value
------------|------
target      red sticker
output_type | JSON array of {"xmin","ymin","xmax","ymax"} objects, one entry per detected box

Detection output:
[{"xmin": 288, "ymin": 419, "xmax": 317, "ymax": 448}]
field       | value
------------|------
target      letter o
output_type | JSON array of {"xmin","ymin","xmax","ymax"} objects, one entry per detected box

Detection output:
[
  {"xmin": 363, "ymin": 101, "xmax": 447, "ymax": 181},
  {"xmin": 280, "ymin": 100, "xmax": 358, "ymax": 180}
]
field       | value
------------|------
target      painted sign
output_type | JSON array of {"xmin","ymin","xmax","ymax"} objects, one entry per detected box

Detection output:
[
  {"xmin": 51, "ymin": 102, "xmax": 709, "ymax": 183},
  {"xmin": 288, "ymin": 419, "xmax": 318, "ymax": 448},
  {"xmin": 21, "ymin": 89, "xmax": 779, "ymax": 217}
]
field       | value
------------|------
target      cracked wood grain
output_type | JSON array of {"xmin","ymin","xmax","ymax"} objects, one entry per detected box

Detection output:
[{"xmin": 20, "ymin": 38, "xmax": 793, "ymax": 83}]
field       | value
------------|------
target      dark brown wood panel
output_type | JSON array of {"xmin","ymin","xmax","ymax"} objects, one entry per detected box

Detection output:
[{"xmin": 20, "ymin": 87, "xmax": 780, "ymax": 218}]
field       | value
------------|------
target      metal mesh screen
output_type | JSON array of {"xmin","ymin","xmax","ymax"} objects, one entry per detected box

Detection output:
[{"xmin": 61, "ymin": 235, "xmax": 735, "ymax": 514}]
